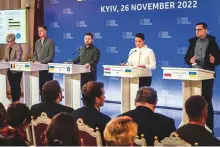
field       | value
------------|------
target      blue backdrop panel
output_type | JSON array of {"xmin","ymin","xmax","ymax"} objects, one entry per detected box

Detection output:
[{"xmin": 44, "ymin": 0, "xmax": 220, "ymax": 113}]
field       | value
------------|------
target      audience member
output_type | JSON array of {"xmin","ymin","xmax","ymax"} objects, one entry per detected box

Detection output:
[
  {"xmin": 0, "ymin": 103, "xmax": 7, "ymax": 130},
  {"xmin": 44, "ymin": 113, "xmax": 79, "ymax": 146},
  {"xmin": 176, "ymin": 95, "xmax": 220, "ymax": 146},
  {"xmin": 104, "ymin": 116, "xmax": 138, "ymax": 146},
  {"xmin": 0, "ymin": 103, "xmax": 31, "ymax": 146},
  {"xmin": 119, "ymin": 86, "xmax": 176, "ymax": 146},
  {"xmin": 71, "ymin": 81, "xmax": 111, "ymax": 144},
  {"xmin": 31, "ymin": 80, "xmax": 74, "ymax": 119}
]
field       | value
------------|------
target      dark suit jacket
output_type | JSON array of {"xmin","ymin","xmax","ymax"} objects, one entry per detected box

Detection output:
[
  {"xmin": 71, "ymin": 106, "xmax": 111, "ymax": 144},
  {"xmin": 184, "ymin": 35, "xmax": 220, "ymax": 73},
  {"xmin": 30, "ymin": 102, "xmax": 74, "ymax": 119},
  {"xmin": 176, "ymin": 124, "xmax": 220, "ymax": 146},
  {"xmin": 120, "ymin": 106, "xmax": 176, "ymax": 146}
]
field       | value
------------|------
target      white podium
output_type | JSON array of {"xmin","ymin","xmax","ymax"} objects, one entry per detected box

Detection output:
[
  {"xmin": 10, "ymin": 62, "xmax": 48, "ymax": 107},
  {"xmin": 103, "ymin": 65, "xmax": 152, "ymax": 113},
  {"xmin": 162, "ymin": 67, "xmax": 214, "ymax": 131},
  {"xmin": 0, "ymin": 62, "xmax": 11, "ymax": 106},
  {"xmin": 48, "ymin": 63, "xmax": 90, "ymax": 109}
]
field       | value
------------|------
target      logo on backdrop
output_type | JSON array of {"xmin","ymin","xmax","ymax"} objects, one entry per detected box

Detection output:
[
  {"xmin": 106, "ymin": 20, "xmax": 119, "ymax": 27},
  {"xmin": 55, "ymin": 46, "xmax": 60, "ymax": 53},
  {"xmin": 63, "ymin": 8, "xmax": 74, "ymax": 14},
  {"xmin": 177, "ymin": 47, "xmax": 187, "ymax": 55},
  {"xmin": 158, "ymin": 31, "xmax": 172, "ymax": 39},
  {"xmin": 76, "ymin": 21, "xmax": 87, "ymax": 27},
  {"xmin": 140, "ymin": 18, "xmax": 153, "ymax": 26},
  {"xmin": 177, "ymin": 17, "xmax": 192, "ymax": 24},
  {"xmin": 63, "ymin": 33, "xmax": 74, "ymax": 39},
  {"xmin": 122, "ymin": 32, "xmax": 135, "ymax": 39},
  {"xmin": 158, "ymin": 60, "xmax": 170, "ymax": 67},
  {"xmin": 50, "ymin": 0, "xmax": 60, "ymax": 4},
  {"xmin": 50, "ymin": 22, "xmax": 60, "ymax": 28},
  {"xmin": 106, "ymin": 47, "xmax": 119, "ymax": 54},
  {"xmin": 93, "ymin": 32, "xmax": 103, "ymax": 39}
]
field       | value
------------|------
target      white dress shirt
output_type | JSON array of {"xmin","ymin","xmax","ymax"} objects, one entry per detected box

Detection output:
[{"xmin": 127, "ymin": 45, "xmax": 156, "ymax": 76}]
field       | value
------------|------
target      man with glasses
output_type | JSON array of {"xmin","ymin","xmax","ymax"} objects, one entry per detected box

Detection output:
[
  {"xmin": 184, "ymin": 22, "xmax": 220, "ymax": 132},
  {"xmin": 2, "ymin": 33, "xmax": 23, "ymax": 103}
]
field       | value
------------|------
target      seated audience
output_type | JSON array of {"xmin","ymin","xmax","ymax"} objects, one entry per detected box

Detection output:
[
  {"xmin": 119, "ymin": 86, "xmax": 176, "ymax": 146},
  {"xmin": 176, "ymin": 95, "xmax": 220, "ymax": 146},
  {"xmin": 31, "ymin": 80, "xmax": 74, "ymax": 119},
  {"xmin": 44, "ymin": 113, "xmax": 79, "ymax": 146},
  {"xmin": 0, "ymin": 103, "xmax": 31, "ymax": 146},
  {"xmin": 0, "ymin": 102, "xmax": 7, "ymax": 130},
  {"xmin": 71, "ymin": 81, "xmax": 111, "ymax": 144},
  {"xmin": 104, "ymin": 116, "xmax": 138, "ymax": 146}
]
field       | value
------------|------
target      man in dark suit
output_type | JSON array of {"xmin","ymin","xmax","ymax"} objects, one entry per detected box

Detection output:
[
  {"xmin": 31, "ymin": 80, "xmax": 74, "ymax": 119},
  {"xmin": 33, "ymin": 25, "xmax": 55, "ymax": 101},
  {"xmin": 2, "ymin": 33, "xmax": 23, "ymax": 102},
  {"xmin": 176, "ymin": 95, "xmax": 220, "ymax": 146},
  {"xmin": 184, "ymin": 22, "xmax": 220, "ymax": 131},
  {"xmin": 71, "ymin": 81, "xmax": 111, "ymax": 144},
  {"xmin": 120, "ymin": 87, "xmax": 176, "ymax": 146}
]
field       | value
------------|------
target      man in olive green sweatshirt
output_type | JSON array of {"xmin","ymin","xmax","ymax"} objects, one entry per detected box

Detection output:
[{"xmin": 72, "ymin": 33, "xmax": 100, "ymax": 87}]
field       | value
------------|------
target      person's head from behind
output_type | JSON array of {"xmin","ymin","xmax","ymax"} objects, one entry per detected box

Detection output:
[
  {"xmin": 195, "ymin": 22, "xmax": 208, "ymax": 39},
  {"xmin": 0, "ymin": 102, "xmax": 6, "ymax": 128},
  {"xmin": 84, "ymin": 32, "xmax": 93, "ymax": 46},
  {"xmin": 38, "ymin": 25, "xmax": 47, "ymax": 38},
  {"xmin": 7, "ymin": 103, "xmax": 31, "ymax": 129},
  {"xmin": 82, "ymin": 81, "xmax": 105, "ymax": 108},
  {"xmin": 135, "ymin": 33, "xmax": 145, "ymax": 48},
  {"xmin": 104, "ymin": 116, "xmax": 138, "ymax": 146},
  {"xmin": 185, "ymin": 95, "xmax": 208, "ymax": 125},
  {"xmin": 135, "ymin": 86, "xmax": 158, "ymax": 111},
  {"xmin": 42, "ymin": 80, "xmax": 62, "ymax": 104},
  {"xmin": 45, "ymin": 113, "xmax": 79, "ymax": 146},
  {"xmin": 6, "ymin": 33, "xmax": 16, "ymax": 47}
]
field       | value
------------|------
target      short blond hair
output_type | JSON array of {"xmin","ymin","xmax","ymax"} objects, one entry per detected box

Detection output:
[{"xmin": 104, "ymin": 116, "xmax": 138, "ymax": 146}]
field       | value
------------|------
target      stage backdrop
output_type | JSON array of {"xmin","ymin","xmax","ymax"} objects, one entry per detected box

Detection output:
[{"xmin": 44, "ymin": 0, "xmax": 220, "ymax": 114}]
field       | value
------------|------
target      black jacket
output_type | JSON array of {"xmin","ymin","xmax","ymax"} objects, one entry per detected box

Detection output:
[
  {"xmin": 184, "ymin": 35, "xmax": 220, "ymax": 73},
  {"xmin": 176, "ymin": 124, "xmax": 220, "ymax": 146},
  {"xmin": 31, "ymin": 102, "xmax": 74, "ymax": 119},
  {"xmin": 120, "ymin": 106, "xmax": 176, "ymax": 146}
]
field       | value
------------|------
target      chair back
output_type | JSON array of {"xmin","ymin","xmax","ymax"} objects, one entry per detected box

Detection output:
[
  {"xmin": 77, "ymin": 118, "xmax": 102, "ymax": 146},
  {"xmin": 31, "ymin": 112, "xmax": 51, "ymax": 146}
]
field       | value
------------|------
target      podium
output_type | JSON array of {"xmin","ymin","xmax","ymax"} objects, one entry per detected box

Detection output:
[
  {"xmin": 10, "ymin": 62, "xmax": 48, "ymax": 107},
  {"xmin": 162, "ymin": 67, "xmax": 214, "ymax": 131},
  {"xmin": 103, "ymin": 65, "xmax": 152, "ymax": 113},
  {"xmin": 48, "ymin": 63, "xmax": 90, "ymax": 109},
  {"xmin": 0, "ymin": 62, "xmax": 11, "ymax": 106}
]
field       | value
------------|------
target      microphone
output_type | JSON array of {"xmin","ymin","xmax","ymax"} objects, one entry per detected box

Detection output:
[
  {"xmin": 120, "ymin": 50, "xmax": 137, "ymax": 64},
  {"xmin": 59, "ymin": 49, "xmax": 80, "ymax": 63},
  {"xmin": 22, "ymin": 47, "xmax": 33, "ymax": 62}
]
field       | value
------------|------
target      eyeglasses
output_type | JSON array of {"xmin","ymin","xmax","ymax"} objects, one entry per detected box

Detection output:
[{"xmin": 195, "ymin": 29, "xmax": 205, "ymax": 32}]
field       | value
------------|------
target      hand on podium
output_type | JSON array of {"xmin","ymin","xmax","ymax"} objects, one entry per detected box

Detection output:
[
  {"xmin": 137, "ymin": 65, "xmax": 146, "ymax": 68},
  {"xmin": 34, "ymin": 61, "xmax": 41, "ymax": 64},
  {"xmin": 84, "ymin": 63, "xmax": 91, "ymax": 68},
  {"xmin": 120, "ymin": 63, "xmax": 127, "ymax": 66}
]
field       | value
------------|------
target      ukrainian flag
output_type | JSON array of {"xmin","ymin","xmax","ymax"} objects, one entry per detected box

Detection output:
[
  {"xmin": 189, "ymin": 72, "xmax": 197, "ymax": 78},
  {"xmin": 25, "ymin": 64, "xmax": 30, "ymax": 69},
  {"xmin": 49, "ymin": 66, "xmax": 55, "ymax": 71}
]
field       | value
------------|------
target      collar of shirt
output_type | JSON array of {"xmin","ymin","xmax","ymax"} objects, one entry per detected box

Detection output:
[{"xmin": 135, "ymin": 45, "xmax": 148, "ymax": 51}]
